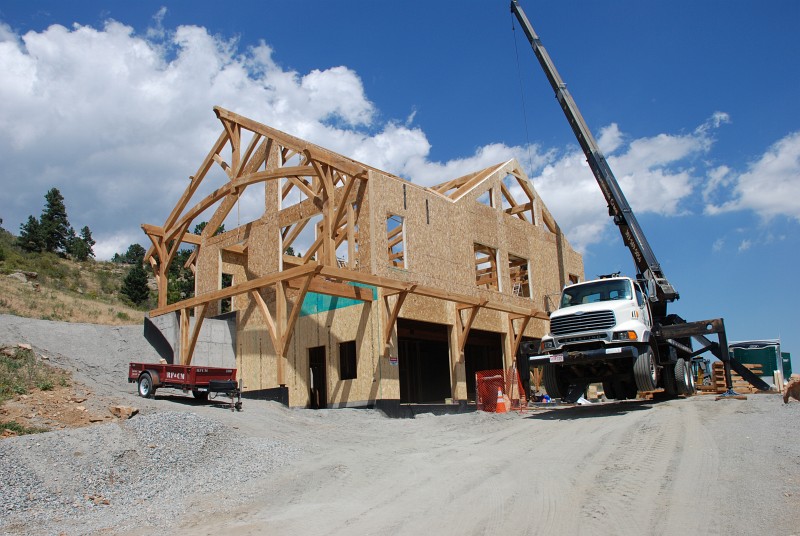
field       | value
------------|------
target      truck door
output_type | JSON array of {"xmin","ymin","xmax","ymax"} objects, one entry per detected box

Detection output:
[{"xmin": 635, "ymin": 283, "xmax": 652, "ymax": 328}]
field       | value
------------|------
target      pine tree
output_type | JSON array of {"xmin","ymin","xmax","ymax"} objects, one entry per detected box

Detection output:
[
  {"xmin": 123, "ymin": 243, "xmax": 146, "ymax": 265},
  {"xmin": 40, "ymin": 188, "xmax": 71, "ymax": 254},
  {"xmin": 121, "ymin": 263, "xmax": 150, "ymax": 305},
  {"xmin": 79, "ymin": 226, "xmax": 95, "ymax": 259},
  {"xmin": 18, "ymin": 215, "xmax": 45, "ymax": 252},
  {"xmin": 66, "ymin": 225, "xmax": 95, "ymax": 261}
]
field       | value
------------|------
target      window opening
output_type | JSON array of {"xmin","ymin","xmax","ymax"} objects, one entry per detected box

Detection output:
[
  {"xmin": 508, "ymin": 254, "xmax": 531, "ymax": 298},
  {"xmin": 387, "ymin": 214, "xmax": 406, "ymax": 268},
  {"xmin": 474, "ymin": 243, "xmax": 499, "ymax": 291},
  {"xmin": 339, "ymin": 340, "xmax": 357, "ymax": 380},
  {"xmin": 476, "ymin": 188, "xmax": 494, "ymax": 208},
  {"xmin": 220, "ymin": 272, "xmax": 233, "ymax": 314}
]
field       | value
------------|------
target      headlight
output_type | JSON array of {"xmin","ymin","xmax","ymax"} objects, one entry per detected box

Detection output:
[
  {"xmin": 613, "ymin": 331, "xmax": 638, "ymax": 341},
  {"xmin": 541, "ymin": 340, "xmax": 555, "ymax": 352}
]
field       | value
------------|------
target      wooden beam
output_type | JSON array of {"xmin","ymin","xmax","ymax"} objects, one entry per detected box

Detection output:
[
  {"xmin": 287, "ymin": 276, "xmax": 374, "ymax": 302},
  {"xmin": 281, "ymin": 271, "xmax": 318, "ymax": 356},
  {"xmin": 456, "ymin": 302, "xmax": 485, "ymax": 352},
  {"xmin": 149, "ymin": 263, "xmax": 320, "ymax": 317},
  {"xmin": 509, "ymin": 314, "xmax": 531, "ymax": 358},
  {"xmin": 250, "ymin": 289, "xmax": 280, "ymax": 354},
  {"xmin": 383, "ymin": 288, "xmax": 413, "ymax": 354},
  {"xmin": 215, "ymin": 106, "xmax": 370, "ymax": 180},
  {"xmin": 142, "ymin": 224, "xmax": 202, "ymax": 246},
  {"xmin": 181, "ymin": 303, "xmax": 209, "ymax": 366},
  {"xmin": 317, "ymin": 265, "xmax": 548, "ymax": 319}
]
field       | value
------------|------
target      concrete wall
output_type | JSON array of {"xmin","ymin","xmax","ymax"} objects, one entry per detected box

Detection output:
[{"xmin": 145, "ymin": 312, "xmax": 236, "ymax": 368}]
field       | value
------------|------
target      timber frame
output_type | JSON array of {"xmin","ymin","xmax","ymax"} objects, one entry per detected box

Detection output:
[{"xmin": 143, "ymin": 107, "xmax": 582, "ymax": 404}]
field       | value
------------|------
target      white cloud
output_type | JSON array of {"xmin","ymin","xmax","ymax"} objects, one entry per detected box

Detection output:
[
  {"xmin": 0, "ymin": 18, "xmax": 386, "ymax": 258},
  {"xmin": 528, "ymin": 115, "xmax": 723, "ymax": 251},
  {"xmin": 705, "ymin": 131, "xmax": 800, "ymax": 222},
  {"xmin": 1, "ymin": 13, "xmax": 791, "ymax": 265}
]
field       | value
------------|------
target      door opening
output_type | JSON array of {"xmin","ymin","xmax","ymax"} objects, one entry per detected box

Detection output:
[{"xmin": 308, "ymin": 346, "xmax": 327, "ymax": 409}]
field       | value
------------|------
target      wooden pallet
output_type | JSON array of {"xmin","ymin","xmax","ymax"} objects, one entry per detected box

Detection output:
[{"xmin": 702, "ymin": 362, "xmax": 763, "ymax": 394}]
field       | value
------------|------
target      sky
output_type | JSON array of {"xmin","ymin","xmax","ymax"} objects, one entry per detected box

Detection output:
[{"xmin": 1, "ymin": 1, "xmax": 798, "ymax": 370}]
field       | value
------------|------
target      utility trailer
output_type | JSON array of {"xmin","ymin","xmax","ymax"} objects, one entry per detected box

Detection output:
[
  {"xmin": 510, "ymin": 1, "xmax": 770, "ymax": 400},
  {"xmin": 128, "ymin": 362, "xmax": 242, "ymax": 411}
]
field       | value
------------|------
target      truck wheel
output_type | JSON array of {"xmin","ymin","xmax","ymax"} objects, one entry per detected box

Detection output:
[
  {"xmin": 634, "ymin": 349, "xmax": 657, "ymax": 393},
  {"xmin": 621, "ymin": 380, "xmax": 638, "ymax": 400},
  {"xmin": 542, "ymin": 364, "xmax": 569, "ymax": 399},
  {"xmin": 602, "ymin": 380, "xmax": 616, "ymax": 400},
  {"xmin": 192, "ymin": 389, "xmax": 209, "ymax": 401},
  {"xmin": 675, "ymin": 358, "xmax": 694, "ymax": 395},
  {"xmin": 137, "ymin": 372, "xmax": 155, "ymax": 398},
  {"xmin": 662, "ymin": 363, "xmax": 678, "ymax": 396}
]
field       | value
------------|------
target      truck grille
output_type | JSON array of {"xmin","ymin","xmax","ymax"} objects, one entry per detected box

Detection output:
[{"xmin": 550, "ymin": 310, "xmax": 615, "ymax": 335}]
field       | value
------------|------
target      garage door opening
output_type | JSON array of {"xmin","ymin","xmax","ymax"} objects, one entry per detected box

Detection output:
[
  {"xmin": 398, "ymin": 319, "xmax": 451, "ymax": 404},
  {"xmin": 464, "ymin": 330, "xmax": 504, "ymax": 402}
]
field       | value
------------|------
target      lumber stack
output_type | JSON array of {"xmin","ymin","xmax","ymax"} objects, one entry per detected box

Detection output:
[{"xmin": 700, "ymin": 362, "xmax": 763, "ymax": 394}]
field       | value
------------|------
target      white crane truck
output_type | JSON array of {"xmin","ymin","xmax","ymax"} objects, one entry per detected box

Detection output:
[{"xmin": 510, "ymin": 1, "xmax": 769, "ymax": 401}]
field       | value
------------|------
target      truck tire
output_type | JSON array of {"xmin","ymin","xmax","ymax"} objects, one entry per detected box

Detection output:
[
  {"xmin": 192, "ymin": 389, "xmax": 209, "ymax": 401},
  {"xmin": 675, "ymin": 358, "xmax": 695, "ymax": 395},
  {"xmin": 137, "ymin": 372, "xmax": 156, "ymax": 398},
  {"xmin": 602, "ymin": 380, "xmax": 616, "ymax": 400},
  {"xmin": 633, "ymin": 349, "xmax": 657, "ymax": 393},
  {"xmin": 542, "ymin": 364, "xmax": 569, "ymax": 399},
  {"xmin": 662, "ymin": 363, "xmax": 678, "ymax": 396}
]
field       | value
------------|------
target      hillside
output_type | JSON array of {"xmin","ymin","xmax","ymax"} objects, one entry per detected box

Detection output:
[{"xmin": 0, "ymin": 226, "xmax": 146, "ymax": 326}]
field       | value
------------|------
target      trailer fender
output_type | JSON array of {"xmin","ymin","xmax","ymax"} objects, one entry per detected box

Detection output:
[{"xmin": 144, "ymin": 369, "xmax": 162, "ymax": 387}]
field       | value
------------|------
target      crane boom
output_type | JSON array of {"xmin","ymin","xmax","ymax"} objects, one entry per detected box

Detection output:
[{"xmin": 510, "ymin": 0, "xmax": 678, "ymax": 306}]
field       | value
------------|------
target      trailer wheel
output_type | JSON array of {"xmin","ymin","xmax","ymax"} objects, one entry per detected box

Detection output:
[
  {"xmin": 137, "ymin": 372, "xmax": 156, "ymax": 398},
  {"xmin": 633, "ymin": 349, "xmax": 657, "ymax": 393},
  {"xmin": 675, "ymin": 358, "xmax": 694, "ymax": 395},
  {"xmin": 542, "ymin": 364, "xmax": 569, "ymax": 399},
  {"xmin": 192, "ymin": 389, "xmax": 209, "ymax": 401}
]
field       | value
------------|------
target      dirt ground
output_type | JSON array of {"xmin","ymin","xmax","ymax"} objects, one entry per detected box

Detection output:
[{"xmin": 2, "ymin": 313, "xmax": 799, "ymax": 536}]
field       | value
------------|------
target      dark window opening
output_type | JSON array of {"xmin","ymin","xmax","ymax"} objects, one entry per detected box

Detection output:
[
  {"xmin": 339, "ymin": 340, "xmax": 357, "ymax": 380},
  {"xmin": 220, "ymin": 272, "xmax": 233, "ymax": 314}
]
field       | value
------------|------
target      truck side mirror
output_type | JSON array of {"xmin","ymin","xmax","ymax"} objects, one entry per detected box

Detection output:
[{"xmin": 647, "ymin": 279, "xmax": 657, "ymax": 301}]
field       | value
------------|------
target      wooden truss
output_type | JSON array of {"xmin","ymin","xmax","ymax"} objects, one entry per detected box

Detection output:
[
  {"xmin": 431, "ymin": 161, "xmax": 559, "ymax": 232},
  {"xmin": 143, "ymin": 107, "xmax": 550, "ymax": 379}
]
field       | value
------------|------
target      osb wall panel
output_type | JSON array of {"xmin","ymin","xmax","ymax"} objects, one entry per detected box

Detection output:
[
  {"xmin": 286, "ymin": 302, "xmax": 399, "ymax": 407},
  {"xmin": 363, "ymin": 168, "xmax": 583, "ymax": 321},
  {"xmin": 237, "ymin": 298, "xmax": 401, "ymax": 408}
]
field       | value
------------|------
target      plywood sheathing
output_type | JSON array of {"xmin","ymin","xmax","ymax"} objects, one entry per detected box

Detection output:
[{"xmin": 142, "ymin": 107, "xmax": 583, "ymax": 405}]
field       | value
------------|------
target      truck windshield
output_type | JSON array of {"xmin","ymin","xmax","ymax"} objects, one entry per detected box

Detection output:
[{"xmin": 560, "ymin": 279, "xmax": 632, "ymax": 308}]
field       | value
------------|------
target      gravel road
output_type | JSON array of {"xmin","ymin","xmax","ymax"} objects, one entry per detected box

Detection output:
[{"xmin": 1, "ymin": 314, "xmax": 798, "ymax": 536}]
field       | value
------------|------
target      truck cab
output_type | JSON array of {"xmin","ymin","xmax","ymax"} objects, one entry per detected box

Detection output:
[
  {"xmin": 541, "ymin": 276, "xmax": 651, "ymax": 355},
  {"xmin": 530, "ymin": 276, "xmax": 658, "ymax": 400}
]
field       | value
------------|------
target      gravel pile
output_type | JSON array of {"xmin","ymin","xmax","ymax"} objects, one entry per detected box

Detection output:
[{"xmin": 0, "ymin": 411, "xmax": 301, "ymax": 535}]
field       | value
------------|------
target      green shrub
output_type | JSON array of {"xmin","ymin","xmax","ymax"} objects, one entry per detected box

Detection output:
[
  {"xmin": 36, "ymin": 379, "xmax": 54, "ymax": 391},
  {"xmin": 0, "ymin": 347, "xmax": 68, "ymax": 403},
  {"xmin": 0, "ymin": 421, "xmax": 47, "ymax": 435}
]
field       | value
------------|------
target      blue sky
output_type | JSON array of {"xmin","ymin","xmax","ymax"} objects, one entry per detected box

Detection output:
[{"xmin": 1, "ymin": 1, "xmax": 798, "ymax": 370}]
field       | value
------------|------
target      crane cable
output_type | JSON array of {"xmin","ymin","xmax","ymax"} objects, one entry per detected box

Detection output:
[{"xmin": 510, "ymin": 12, "xmax": 535, "ymax": 176}]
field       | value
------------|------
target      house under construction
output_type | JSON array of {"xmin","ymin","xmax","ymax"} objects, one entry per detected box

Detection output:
[{"xmin": 142, "ymin": 107, "xmax": 583, "ymax": 412}]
